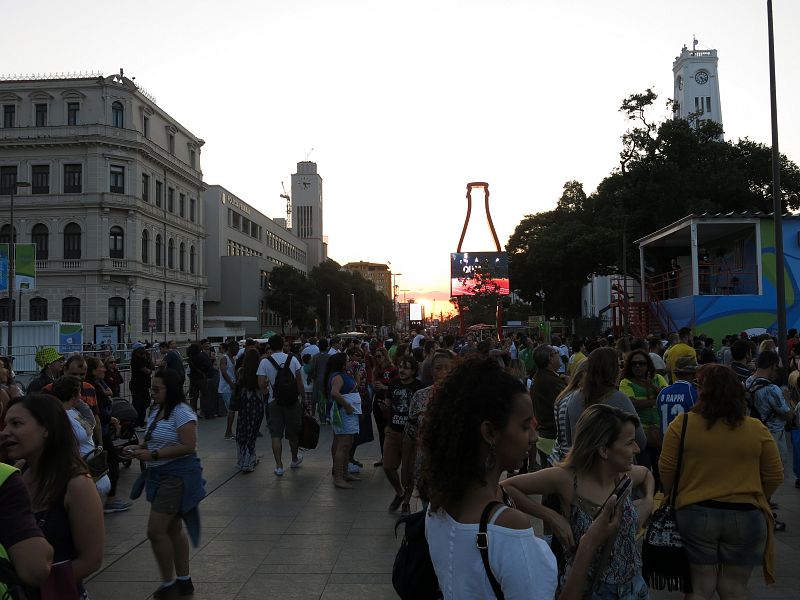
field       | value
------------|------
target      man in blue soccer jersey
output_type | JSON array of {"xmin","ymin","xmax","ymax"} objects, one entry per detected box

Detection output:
[{"xmin": 656, "ymin": 364, "xmax": 698, "ymax": 436}]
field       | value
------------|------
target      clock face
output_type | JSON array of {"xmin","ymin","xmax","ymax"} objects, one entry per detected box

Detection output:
[
  {"xmin": 300, "ymin": 177, "xmax": 311, "ymax": 190},
  {"xmin": 695, "ymin": 71, "xmax": 709, "ymax": 85}
]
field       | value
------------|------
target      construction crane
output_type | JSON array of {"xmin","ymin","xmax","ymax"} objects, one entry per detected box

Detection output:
[{"xmin": 280, "ymin": 181, "xmax": 291, "ymax": 229}]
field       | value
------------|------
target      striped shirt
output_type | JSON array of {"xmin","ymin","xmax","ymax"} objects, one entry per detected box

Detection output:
[{"xmin": 144, "ymin": 403, "xmax": 197, "ymax": 467}]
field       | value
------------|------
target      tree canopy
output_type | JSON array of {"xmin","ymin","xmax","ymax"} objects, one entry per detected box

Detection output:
[{"xmin": 507, "ymin": 89, "xmax": 800, "ymax": 318}]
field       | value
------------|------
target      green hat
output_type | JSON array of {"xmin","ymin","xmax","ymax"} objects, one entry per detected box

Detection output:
[{"xmin": 35, "ymin": 347, "xmax": 64, "ymax": 368}]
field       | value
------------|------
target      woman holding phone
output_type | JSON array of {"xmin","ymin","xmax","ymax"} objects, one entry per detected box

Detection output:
[{"xmin": 502, "ymin": 404, "xmax": 655, "ymax": 599}]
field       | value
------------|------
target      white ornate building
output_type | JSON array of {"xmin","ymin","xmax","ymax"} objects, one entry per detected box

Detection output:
[
  {"xmin": 0, "ymin": 71, "xmax": 207, "ymax": 343},
  {"xmin": 673, "ymin": 39, "xmax": 723, "ymax": 133}
]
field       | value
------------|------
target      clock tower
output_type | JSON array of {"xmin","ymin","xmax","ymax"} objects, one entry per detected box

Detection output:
[
  {"xmin": 291, "ymin": 161, "xmax": 327, "ymax": 268},
  {"xmin": 672, "ymin": 38, "xmax": 723, "ymax": 135}
]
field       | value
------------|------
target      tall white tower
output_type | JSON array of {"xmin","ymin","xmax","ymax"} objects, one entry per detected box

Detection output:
[
  {"xmin": 672, "ymin": 38, "xmax": 723, "ymax": 134},
  {"xmin": 291, "ymin": 161, "xmax": 327, "ymax": 268}
]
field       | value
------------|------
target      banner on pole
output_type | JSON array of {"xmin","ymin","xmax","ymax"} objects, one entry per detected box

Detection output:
[{"xmin": 0, "ymin": 243, "xmax": 36, "ymax": 291}]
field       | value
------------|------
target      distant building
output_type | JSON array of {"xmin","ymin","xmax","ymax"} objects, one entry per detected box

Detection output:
[
  {"xmin": 673, "ymin": 38, "xmax": 723, "ymax": 133},
  {"xmin": 202, "ymin": 185, "xmax": 309, "ymax": 340},
  {"xmin": 342, "ymin": 261, "xmax": 392, "ymax": 299},
  {"xmin": 0, "ymin": 71, "xmax": 206, "ymax": 343},
  {"xmin": 291, "ymin": 161, "xmax": 327, "ymax": 267}
]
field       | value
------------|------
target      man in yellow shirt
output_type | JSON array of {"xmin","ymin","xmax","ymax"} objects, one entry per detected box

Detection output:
[
  {"xmin": 566, "ymin": 339, "xmax": 586, "ymax": 377},
  {"xmin": 665, "ymin": 327, "xmax": 697, "ymax": 382}
]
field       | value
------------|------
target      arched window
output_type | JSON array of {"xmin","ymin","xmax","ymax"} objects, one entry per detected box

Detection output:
[
  {"xmin": 29, "ymin": 297, "xmax": 47, "ymax": 320},
  {"xmin": 109, "ymin": 226, "xmax": 124, "ymax": 259},
  {"xmin": 112, "ymin": 101, "xmax": 124, "ymax": 128},
  {"xmin": 168, "ymin": 301, "xmax": 175, "ymax": 332},
  {"xmin": 179, "ymin": 242, "xmax": 186, "ymax": 272},
  {"xmin": 167, "ymin": 238, "xmax": 175, "ymax": 269},
  {"xmin": 63, "ymin": 223, "xmax": 81, "ymax": 259},
  {"xmin": 190, "ymin": 303, "xmax": 197, "ymax": 330},
  {"xmin": 189, "ymin": 245, "xmax": 196, "ymax": 274},
  {"xmin": 108, "ymin": 296, "xmax": 125, "ymax": 325},
  {"xmin": 62, "ymin": 297, "xmax": 80, "ymax": 322},
  {"xmin": 141, "ymin": 298, "xmax": 150, "ymax": 332},
  {"xmin": 141, "ymin": 230, "xmax": 149, "ymax": 263},
  {"xmin": 155, "ymin": 299, "xmax": 163, "ymax": 331},
  {"xmin": 179, "ymin": 302, "xmax": 186, "ymax": 332},
  {"xmin": 31, "ymin": 223, "xmax": 49, "ymax": 260},
  {"xmin": 155, "ymin": 234, "xmax": 162, "ymax": 266},
  {"xmin": 0, "ymin": 299, "xmax": 15, "ymax": 322},
  {"xmin": 0, "ymin": 224, "xmax": 16, "ymax": 245}
]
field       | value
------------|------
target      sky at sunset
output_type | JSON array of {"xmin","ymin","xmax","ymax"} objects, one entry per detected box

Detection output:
[{"xmin": 4, "ymin": 0, "xmax": 800, "ymax": 319}]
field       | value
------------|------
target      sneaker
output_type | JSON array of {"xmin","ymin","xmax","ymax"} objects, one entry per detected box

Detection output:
[
  {"xmin": 291, "ymin": 454, "xmax": 304, "ymax": 469},
  {"xmin": 176, "ymin": 578, "xmax": 194, "ymax": 596},
  {"xmin": 224, "ymin": 433, "xmax": 234, "ymax": 440},
  {"xmin": 274, "ymin": 467, "xmax": 284, "ymax": 476},
  {"xmin": 775, "ymin": 519, "xmax": 787, "ymax": 532},
  {"xmin": 153, "ymin": 583, "xmax": 178, "ymax": 599},
  {"xmin": 103, "ymin": 499, "xmax": 132, "ymax": 514},
  {"xmin": 352, "ymin": 459, "xmax": 363, "ymax": 468},
  {"xmin": 388, "ymin": 493, "xmax": 404, "ymax": 512},
  {"xmin": 347, "ymin": 462, "xmax": 361, "ymax": 474}
]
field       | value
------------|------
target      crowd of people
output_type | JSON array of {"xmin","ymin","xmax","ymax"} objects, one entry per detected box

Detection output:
[{"xmin": 0, "ymin": 323, "xmax": 797, "ymax": 599}]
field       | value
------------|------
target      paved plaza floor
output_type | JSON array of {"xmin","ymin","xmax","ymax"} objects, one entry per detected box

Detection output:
[{"xmin": 86, "ymin": 417, "xmax": 800, "ymax": 600}]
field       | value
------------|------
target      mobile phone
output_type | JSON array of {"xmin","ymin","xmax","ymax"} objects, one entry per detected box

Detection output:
[{"xmin": 599, "ymin": 476, "xmax": 632, "ymax": 517}]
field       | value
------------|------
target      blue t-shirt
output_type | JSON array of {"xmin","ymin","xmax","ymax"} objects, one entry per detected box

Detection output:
[{"xmin": 656, "ymin": 380, "xmax": 698, "ymax": 435}]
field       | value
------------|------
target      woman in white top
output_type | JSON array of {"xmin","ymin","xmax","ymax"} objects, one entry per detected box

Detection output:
[{"xmin": 421, "ymin": 356, "xmax": 623, "ymax": 600}]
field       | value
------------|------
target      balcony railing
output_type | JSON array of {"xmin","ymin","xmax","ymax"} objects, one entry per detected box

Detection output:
[{"xmin": 63, "ymin": 260, "xmax": 81, "ymax": 270}]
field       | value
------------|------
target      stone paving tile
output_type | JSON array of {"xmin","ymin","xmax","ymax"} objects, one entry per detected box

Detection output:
[{"xmin": 85, "ymin": 416, "xmax": 800, "ymax": 600}]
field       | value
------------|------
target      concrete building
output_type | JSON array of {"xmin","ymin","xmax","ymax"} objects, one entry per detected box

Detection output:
[
  {"xmin": 0, "ymin": 71, "xmax": 206, "ymax": 343},
  {"xmin": 202, "ymin": 184, "xmax": 309, "ymax": 339},
  {"xmin": 291, "ymin": 161, "xmax": 327, "ymax": 267},
  {"xmin": 342, "ymin": 261, "xmax": 392, "ymax": 299},
  {"xmin": 673, "ymin": 38, "xmax": 723, "ymax": 132}
]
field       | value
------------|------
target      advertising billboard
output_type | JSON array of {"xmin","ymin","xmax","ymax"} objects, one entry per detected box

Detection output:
[
  {"xmin": 0, "ymin": 243, "xmax": 36, "ymax": 291},
  {"xmin": 450, "ymin": 252, "xmax": 510, "ymax": 297}
]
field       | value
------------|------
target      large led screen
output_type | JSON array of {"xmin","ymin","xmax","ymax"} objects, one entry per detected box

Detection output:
[{"xmin": 450, "ymin": 252, "xmax": 510, "ymax": 297}]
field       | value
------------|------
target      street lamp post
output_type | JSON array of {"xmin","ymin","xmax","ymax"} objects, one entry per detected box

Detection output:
[{"xmin": 6, "ymin": 181, "xmax": 30, "ymax": 358}]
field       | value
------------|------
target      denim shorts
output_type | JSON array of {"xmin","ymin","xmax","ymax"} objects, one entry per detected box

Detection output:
[
  {"xmin": 676, "ymin": 503, "xmax": 767, "ymax": 566},
  {"xmin": 591, "ymin": 574, "xmax": 649, "ymax": 600},
  {"xmin": 332, "ymin": 411, "xmax": 360, "ymax": 435}
]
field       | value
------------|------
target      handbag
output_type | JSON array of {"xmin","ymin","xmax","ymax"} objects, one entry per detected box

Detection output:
[
  {"xmin": 39, "ymin": 560, "xmax": 80, "ymax": 600},
  {"xmin": 642, "ymin": 412, "xmax": 692, "ymax": 592},
  {"xmin": 392, "ymin": 509, "xmax": 442, "ymax": 600},
  {"xmin": 83, "ymin": 446, "xmax": 109, "ymax": 482},
  {"xmin": 229, "ymin": 371, "xmax": 242, "ymax": 412},
  {"xmin": 299, "ymin": 414, "xmax": 320, "ymax": 450},
  {"xmin": 478, "ymin": 501, "xmax": 505, "ymax": 599}
]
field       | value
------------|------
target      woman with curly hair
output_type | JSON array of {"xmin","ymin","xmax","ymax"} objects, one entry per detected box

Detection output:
[
  {"xmin": 659, "ymin": 364, "xmax": 783, "ymax": 598},
  {"xmin": 423, "ymin": 357, "xmax": 624, "ymax": 600}
]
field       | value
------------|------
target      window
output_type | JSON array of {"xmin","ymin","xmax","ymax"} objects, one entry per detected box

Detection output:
[
  {"xmin": 112, "ymin": 101, "xmax": 123, "ymax": 128},
  {"xmin": 110, "ymin": 165, "xmax": 125, "ymax": 193},
  {"xmin": 179, "ymin": 193, "xmax": 185, "ymax": 218},
  {"xmin": 62, "ymin": 297, "xmax": 80, "ymax": 322},
  {"xmin": 64, "ymin": 164, "xmax": 82, "ymax": 193},
  {"xmin": 168, "ymin": 301, "xmax": 175, "ymax": 332},
  {"xmin": 189, "ymin": 198, "xmax": 195, "ymax": 222},
  {"xmin": 706, "ymin": 96, "xmax": 712, "ymax": 113},
  {"xmin": 31, "ymin": 165, "xmax": 49, "ymax": 194},
  {"xmin": 0, "ymin": 225, "xmax": 15, "ymax": 245},
  {"xmin": 67, "ymin": 102, "xmax": 79, "ymax": 126},
  {"xmin": 30, "ymin": 297, "xmax": 47, "ymax": 320},
  {"xmin": 35, "ymin": 103, "xmax": 47, "ymax": 126},
  {"xmin": 179, "ymin": 302, "xmax": 186, "ymax": 332},
  {"xmin": 155, "ymin": 299, "xmax": 163, "ymax": 331},
  {"xmin": 141, "ymin": 229, "xmax": 149, "ymax": 263},
  {"xmin": 190, "ymin": 150, "xmax": 196, "ymax": 169},
  {"xmin": 167, "ymin": 187, "xmax": 174, "ymax": 213},
  {"xmin": 179, "ymin": 242, "xmax": 185, "ymax": 271},
  {"xmin": 109, "ymin": 226, "xmax": 124, "ymax": 258},
  {"xmin": 141, "ymin": 298, "xmax": 150, "ymax": 332},
  {"xmin": 63, "ymin": 222, "xmax": 81, "ymax": 259},
  {"xmin": 190, "ymin": 303, "xmax": 197, "ymax": 330},
  {"xmin": 155, "ymin": 181, "xmax": 162, "ymax": 207},
  {"xmin": 155, "ymin": 234, "xmax": 162, "ymax": 266},
  {"xmin": 167, "ymin": 238, "xmax": 175, "ymax": 269},
  {"xmin": 108, "ymin": 297, "xmax": 125, "ymax": 325},
  {"xmin": 0, "ymin": 299, "xmax": 15, "ymax": 322},
  {"xmin": 2, "ymin": 105, "xmax": 14, "ymax": 128},
  {"xmin": 31, "ymin": 223, "xmax": 49, "ymax": 259},
  {"xmin": 142, "ymin": 115, "xmax": 149, "ymax": 138},
  {"xmin": 168, "ymin": 134, "xmax": 175, "ymax": 154},
  {"xmin": 0, "ymin": 166, "xmax": 17, "ymax": 195},
  {"xmin": 142, "ymin": 173, "xmax": 150, "ymax": 202},
  {"xmin": 189, "ymin": 245, "xmax": 196, "ymax": 274}
]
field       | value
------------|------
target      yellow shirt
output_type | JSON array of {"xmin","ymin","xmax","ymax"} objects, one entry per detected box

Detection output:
[{"xmin": 659, "ymin": 412, "xmax": 783, "ymax": 582}]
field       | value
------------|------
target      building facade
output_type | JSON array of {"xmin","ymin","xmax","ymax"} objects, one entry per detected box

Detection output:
[
  {"xmin": 342, "ymin": 261, "xmax": 392, "ymax": 299},
  {"xmin": 0, "ymin": 72, "xmax": 207, "ymax": 343},
  {"xmin": 291, "ymin": 161, "xmax": 327, "ymax": 267},
  {"xmin": 202, "ymin": 184, "xmax": 309, "ymax": 339},
  {"xmin": 672, "ymin": 39, "xmax": 723, "ymax": 131}
]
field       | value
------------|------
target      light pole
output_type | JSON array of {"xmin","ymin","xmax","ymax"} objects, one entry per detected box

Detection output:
[
  {"xmin": 6, "ymin": 180, "xmax": 30, "ymax": 358},
  {"xmin": 351, "ymin": 292, "xmax": 355, "ymax": 330},
  {"xmin": 127, "ymin": 286, "xmax": 135, "ymax": 344}
]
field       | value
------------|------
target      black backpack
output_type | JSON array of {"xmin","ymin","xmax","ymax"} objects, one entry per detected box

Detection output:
[
  {"xmin": 0, "ymin": 555, "xmax": 29, "ymax": 600},
  {"xmin": 267, "ymin": 356, "xmax": 299, "ymax": 406},
  {"xmin": 745, "ymin": 377, "xmax": 773, "ymax": 422},
  {"xmin": 392, "ymin": 510, "xmax": 442, "ymax": 600}
]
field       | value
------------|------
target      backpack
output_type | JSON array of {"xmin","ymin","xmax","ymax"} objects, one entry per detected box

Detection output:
[
  {"xmin": 745, "ymin": 377, "xmax": 773, "ymax": 422},
  {"xmin": 267, "ymin": 356, "xmax": 299, "ymax": 406},
  {"xmin": 392, "ymin": 510, "xmax": 442, "ymax": 600}
]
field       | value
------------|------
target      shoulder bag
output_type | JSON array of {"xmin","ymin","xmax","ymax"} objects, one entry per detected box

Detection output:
[{"xmin": 642, "ymin": 412, "xmax": 692, "ymax": 592}]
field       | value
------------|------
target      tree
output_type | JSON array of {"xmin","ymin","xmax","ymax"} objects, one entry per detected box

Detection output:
[
  {"xmin": 264, "ymin": 266, "xmax": 315, "ymax": 331},
  {"xmin": 507, "ymin": 89, "xmax": 800, "ymax": 319}
]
